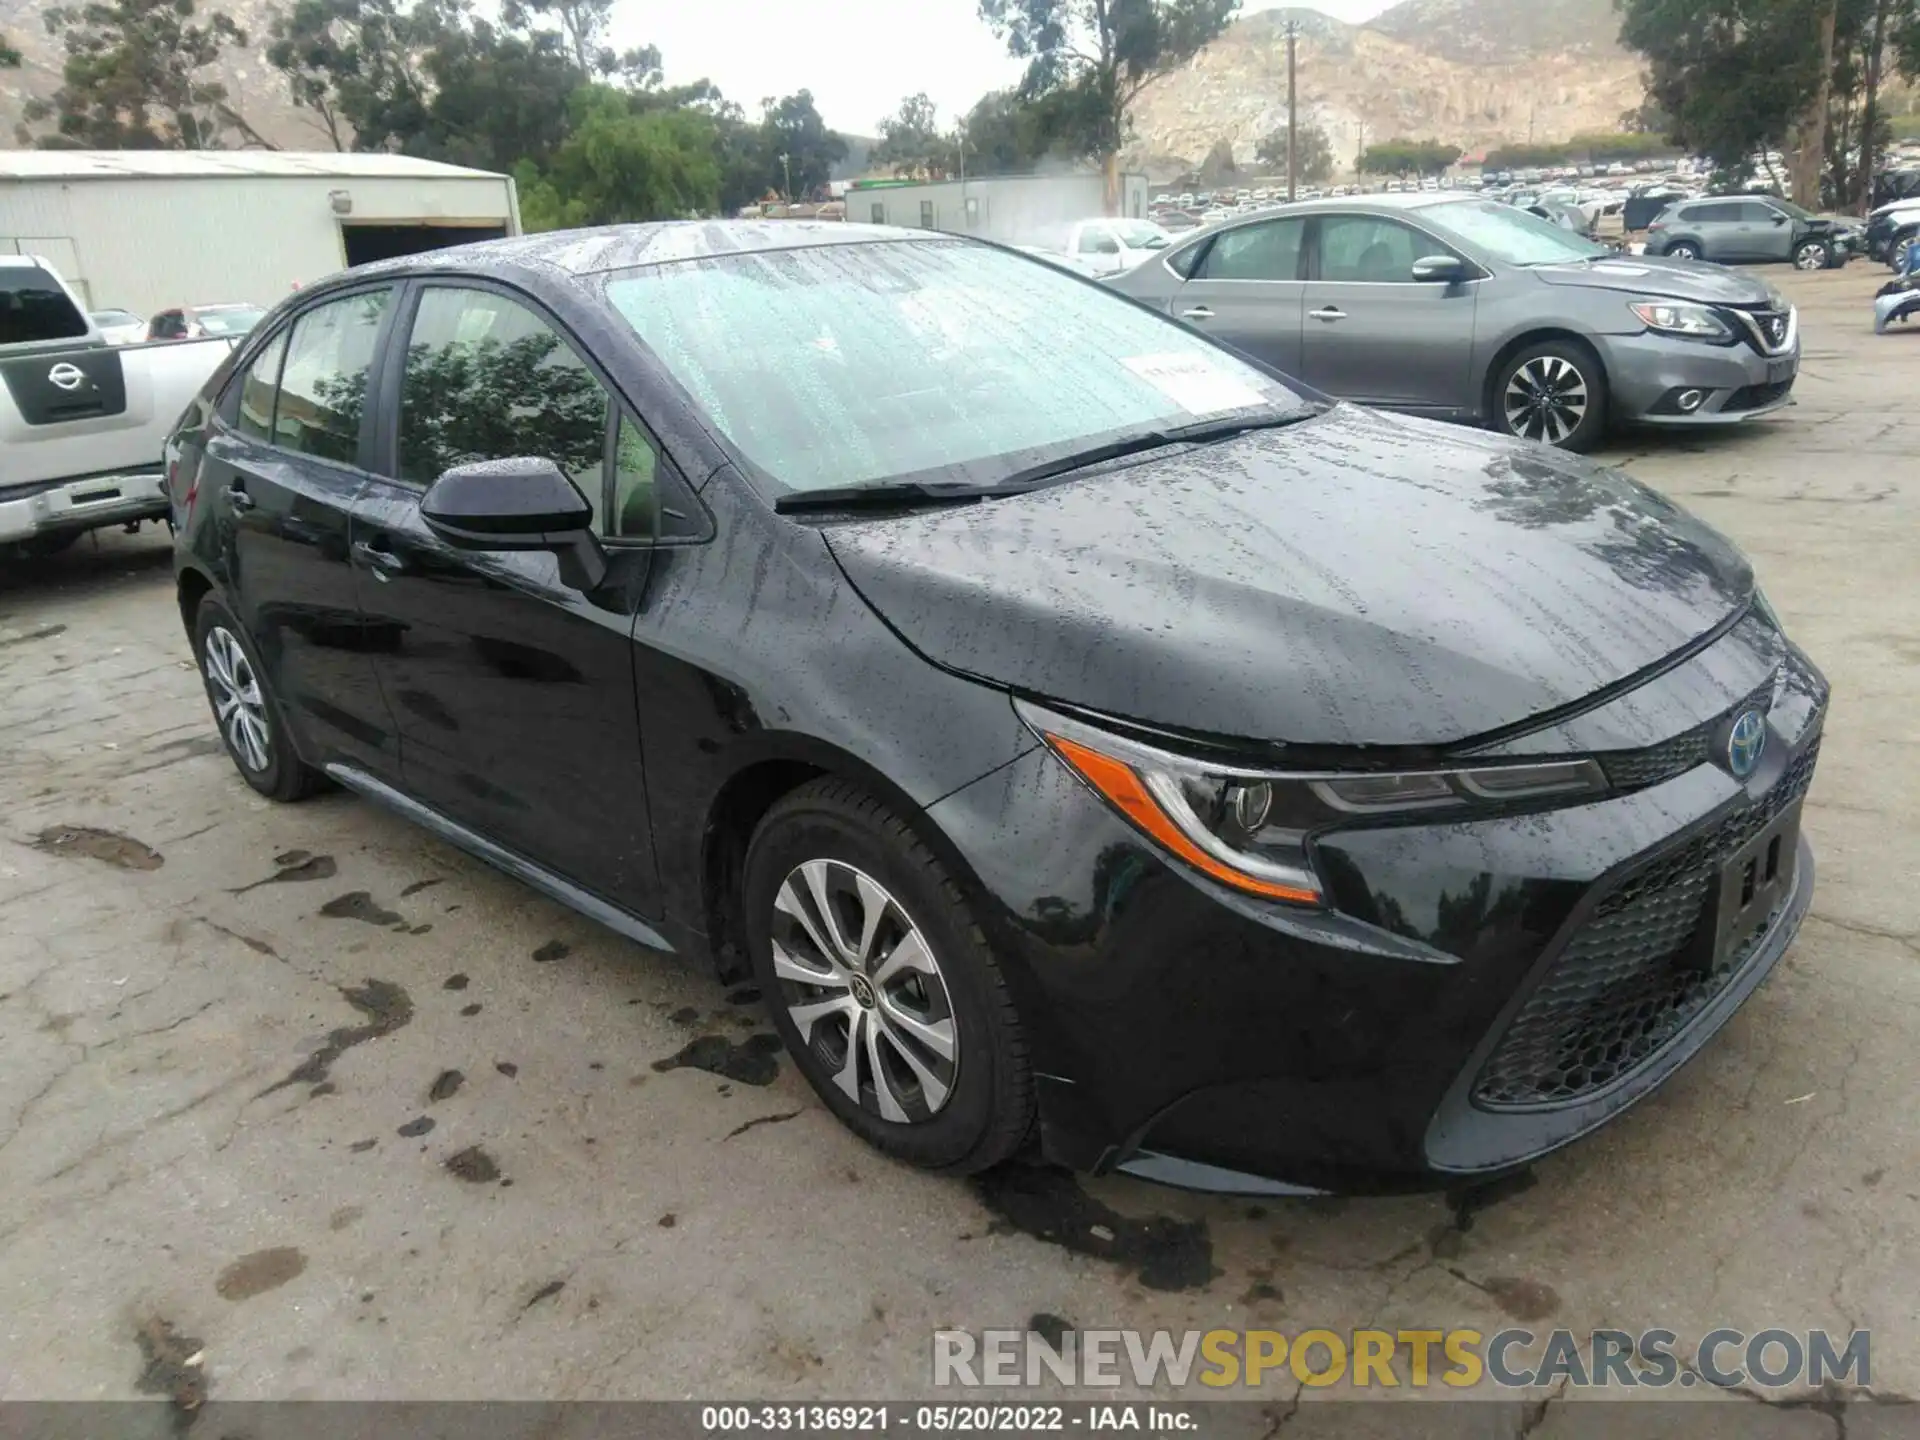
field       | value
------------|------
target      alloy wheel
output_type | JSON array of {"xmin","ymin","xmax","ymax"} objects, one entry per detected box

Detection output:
[
  {"xmin": 770, "ymin": 859, "xmax": 959, "ymax": 1124},
  {"xmin": 1794, "ymin": 243, "xmax": 1829, "ymax": 271},
  {"xmin": 203, "ymin": 625, "xmax": 271, "ymax": 773},
  {"xmin": 1503, "ymin": 355, "xmax": 1589, "ymax": 446}
]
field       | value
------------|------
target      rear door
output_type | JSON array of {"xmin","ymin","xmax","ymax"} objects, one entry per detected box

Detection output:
[
  {"xmin": 194, "ymin": 286, "xmax": 400, "ymax": 773},
  {"xmin": 348, "ymin": 280, "xmax": 664, "ymax": 914},
  {"xmin": 1164, "ymin": 215, "xmax": 1308, "ymax": 374},
  {"xmin": 1297, "ymin": 212, "xmax": 1478, "ymax": 413}
]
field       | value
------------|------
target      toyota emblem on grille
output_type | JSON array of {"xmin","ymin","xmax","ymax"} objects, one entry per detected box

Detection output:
[
  {"xmin": 1726, "ymin": 709, "xmax": 1767, "ymax": 779},
  {"xmin": 47, "ymin": 362, "xmax": 87, "ymax": 392}
]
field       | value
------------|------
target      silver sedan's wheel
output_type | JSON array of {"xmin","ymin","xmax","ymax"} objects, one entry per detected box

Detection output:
[
  {"xmin": 203, "ymin": 624, "xmax": 271, "ymax": 773},
  {"xmin": 770, "ymin": 859, "xmax": 958, "ymax": 1124},
  {"xmin": 1503, "ymin": 354, "xmax": 1590, "ymax": 446}
]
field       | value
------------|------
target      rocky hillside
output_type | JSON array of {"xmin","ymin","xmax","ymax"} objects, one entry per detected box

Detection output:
[{"xmin": 1127, "ymin": 1, "xmax": 1645, "ymax": 178}]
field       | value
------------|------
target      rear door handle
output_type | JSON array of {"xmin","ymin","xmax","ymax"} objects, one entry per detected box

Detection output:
[
  {"xmin": 224, "ymin": 485, "xmax": 255, "ymax": 512},
  {"xmin": 1180, "ymin": 306, "xmax": 1214, "ymax": 320},
  {"xmin": 350, "ymin": 539, "xmax": 408, "ymax": 579},
  {"xmin": 1309, "ymin": 306, "xmax": 1347, "ymax": 322}
]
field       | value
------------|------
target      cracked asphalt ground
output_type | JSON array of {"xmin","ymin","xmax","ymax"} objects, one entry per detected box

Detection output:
[{"xmin": 1, "ymin": 265, "xmax": 1915, "ymax": 1435}]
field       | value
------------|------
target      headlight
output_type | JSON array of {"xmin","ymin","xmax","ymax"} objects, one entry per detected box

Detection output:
[
  {"xmin": 1021, "ymin": 702, "xmax": 1605, "ymax": 907},
  {"xmin": 1630, "ymin": 299, "xmax": 1733, "ymax": 340}
]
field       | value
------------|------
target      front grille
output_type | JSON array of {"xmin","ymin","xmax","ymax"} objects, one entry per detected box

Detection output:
[
  {"xmin": 1726, "ymin": 306, "xmax": 1794, "ymax": 356},
  {"xmin": 1723, "ymin": 379, "xmax": 1795, "ymax": 413},
  {"xmin": 1472, "ymin": 735, "xmax": 1821, "ymax": 1111},
  {"xmin": 1594, "ymin": 679, "xmax": 1774, "ymax": 792}
]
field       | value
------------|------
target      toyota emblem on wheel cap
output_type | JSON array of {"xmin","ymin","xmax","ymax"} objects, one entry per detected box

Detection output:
[{"xmin": 1726, "ymin": 709, "xmax": 1767, "ymax": 779}]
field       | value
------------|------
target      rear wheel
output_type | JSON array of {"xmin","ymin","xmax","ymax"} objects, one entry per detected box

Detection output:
[
  {"xmin": 742, "ymin": 778, "xmax": 1032, "ymax": 1174},
  {"xmin": 1793, "ymin": 239, "xmax": 1832, "ymax": 272},
  {"xmin": 1664, "ymin": 240, "xmax": 1702, "ymax": 261},
  {"xmin": 192, "ymin": 596, "xmax": 324, "ymax": 802},
  {"xmin": 1493, "ymin": 340, "xmax": 1608, "ymax": 452}
]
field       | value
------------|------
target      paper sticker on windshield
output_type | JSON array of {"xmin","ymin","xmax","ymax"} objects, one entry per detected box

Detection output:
[{"xmin": 1122, "ymin": 353, "xmax": 1268, "ymax": 415}]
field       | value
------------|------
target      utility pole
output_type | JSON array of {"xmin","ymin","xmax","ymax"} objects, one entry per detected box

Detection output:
[
  {"xmin": 1285, "ymin": 18, "xmax": 1299, "ymax": 202},
  {"xmin": 1355, "ymin": 121, "xmax": 1367, "ymax": 183}
]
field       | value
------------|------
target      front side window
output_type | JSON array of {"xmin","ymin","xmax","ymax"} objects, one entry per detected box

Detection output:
[
  {"xmin": 1197, "ymin": 219, "xmax": 1306, "ymax": 281},
  {"xmin": 274, "ymin": 288, "xmax": 391, "ymax": 464},
  {"xmin": 603, "ymin": 238, "xmax": 1308, "ymax": 496},
  {"xmin": 396, "ymin": 286, "xmax": 610, "ymax": 526},
  {"xmin": 1316, "ymin": 216, "xmax": 1426, "ymax": 283},
  {"xmin": 235, "ymin": 330, "xmax": 288, "ymax": 442}
]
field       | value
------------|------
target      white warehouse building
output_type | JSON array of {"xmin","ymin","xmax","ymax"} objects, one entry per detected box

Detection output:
[{"xmin": 0, "ymin": 150, "xmax": 520, "ymax": 318}]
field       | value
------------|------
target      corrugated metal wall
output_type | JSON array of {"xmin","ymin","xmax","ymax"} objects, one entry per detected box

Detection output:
[
  {"xmin": 0, "ymin": 174, "xmax": 516, "ymax": 315},
  {"xmin": 856, "ymin": 175, "xmax": 1146, "ymax": 248}
]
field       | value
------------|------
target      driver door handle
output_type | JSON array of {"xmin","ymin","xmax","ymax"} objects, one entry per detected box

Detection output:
[
  {"xmin": 1309, "ymin": 306, "xmax": 1348, "ymax": 322},
  {"xmin": 350, "ymin": 539, "xmax": 408, "ymax": 580},
  {"xmin": 1180, "ymin": 306, "xmax": 1214, "ymax": 320}
]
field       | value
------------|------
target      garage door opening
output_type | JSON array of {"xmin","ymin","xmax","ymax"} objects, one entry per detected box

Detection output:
[{"xmin": 342, "ymin": 223, "xmax": 508, "ymax": 267}]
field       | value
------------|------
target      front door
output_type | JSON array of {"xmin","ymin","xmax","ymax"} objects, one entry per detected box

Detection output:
[
  {"xmin": 1298, "ymin": 213, "xmax": 1478, "ymax": 413},
  {"xmin": 1743, "ymin": 201, "xmax": 1796, "ymax": 262},
  {"xmin": 348, "ymin": 281, "xmax": 663, "ymax": 916},
  {"xmin": 1168, "ymin": 216, "xmax": 1308, "ymax": 375},
  {"xmin": 196, "ymin": 287, "xmax": 399, "ymax": 772}
]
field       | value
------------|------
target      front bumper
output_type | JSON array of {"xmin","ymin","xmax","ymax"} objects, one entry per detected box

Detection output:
[
  {"xmin": 0, "ymin": 470, "xmax": 169, "ymax": 547},
  {"xmin": 1600, "ymin": 329, "xmax": 1799, "ymax": 426},
  {"xmin": 929, "ymin": 639, "xmax": 1827, "ymax": 1194}
]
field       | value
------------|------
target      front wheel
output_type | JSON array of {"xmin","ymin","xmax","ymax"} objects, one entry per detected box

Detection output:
[
  {"xmin": 1664, "ymin": 240, "xmax": 1702, "ymax": 261},
  {"xmin": 1493, "ymin": 341, "xmax": 1609, "ymax": 452},
  {"xmin": 742, "ymin": 778, "xmax": 1032, "ymax": 1174},
  {"xmin": 1794, "ymin": 239, "xmax": 1833, "ymax": 272}
]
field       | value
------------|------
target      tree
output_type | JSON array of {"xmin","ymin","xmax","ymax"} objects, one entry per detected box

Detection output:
[
  {"xmin": 1358, "ymin": 138, "xmax": 1461, "ymax": 178},
  {"xmin": 500, "ymin": 0, "xmax": 613, "ymax": 76},
  {"xmin": 873, "ymin": 91, "xmax": 955, "ymax": 178},
  {"xmin": 21, "ymin": 0, "xmax": 271, "ymax": 149},
  {"xmin": 978, "ymin": 0, "xmax": 1240, "ymax": 213},
  {"xmin": 516, "ymin": 84, "xmax": 721, "ymax": 228},
  {"xmin": 759, "ymin": 90, "xmax": 846, "ymax": 198},
  {"xmin": 1255, "ymin": 122, "xmax": 1332, "ymax": 181}
]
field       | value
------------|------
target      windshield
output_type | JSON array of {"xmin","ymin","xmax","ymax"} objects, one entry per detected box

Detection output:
[
  {"xmin": 603, "ymin": 239, "xmax": 1307, "ymax": 495},
  {"xmin": 1424, "ymin": 199, "xmax": 1610, "ymax": 264},
  {"xmin": 1771, "ymin": 199, "xmax": 1812, "ymax": 220},
  {"xmin": 1113, "ymin": 221, "xmax": 1171, "ymax": 249},
  {"xmin": 197, "ymin": 306, "xmax": 264, "ymax": 334}
]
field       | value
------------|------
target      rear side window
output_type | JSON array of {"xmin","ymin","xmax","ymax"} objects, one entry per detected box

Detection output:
[
  {"xmin": 275, "ymin": 289, "xmax": 391, "ymax": 464},
  {"xmin": 396, "ymin": 286, "xmax": 611, "ymax": 526},
  {"xmin": 0, "ymin": 264, "xmax": 89, "ymax": 346},
  {"xmin": 234, "ymin": 330, "xmax": 288, "ymax": 442},
  {"xmin": 1196, "ymin": 219, "xmax": 1306, "ymax": 281}
]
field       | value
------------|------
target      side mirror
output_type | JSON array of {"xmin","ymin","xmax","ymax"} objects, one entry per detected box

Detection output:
[
  {"xmin": 421, "ymin": 457, "xmax": 606, "ymax": 589},
  {"xmin": 1772, "ymin": 213, "xmax": 1790, "ymax": 225},
  {"xmin": 1411, "ymin": 254, "xmax": 1467, "ymax": 284}
]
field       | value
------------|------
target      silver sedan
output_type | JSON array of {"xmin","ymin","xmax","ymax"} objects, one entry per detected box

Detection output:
[{"xmin": 1106, "ymin": 193, "xmax": 1800, "ymax": 451}]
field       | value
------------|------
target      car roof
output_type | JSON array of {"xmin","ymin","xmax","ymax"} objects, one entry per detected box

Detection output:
[{"xmin": 344, "ymin": 220, "xmax": 935, "ymax": 285}]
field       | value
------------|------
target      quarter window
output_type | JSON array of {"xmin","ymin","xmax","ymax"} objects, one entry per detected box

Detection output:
[
  {"xmin": 610, "ymin": 415, "xmax": 659, "ymax": 539},
  {"xmin": 396, "ymin": 286, "xmax": 611, "ymax": 529},
  {"xmin": 1316, "ymin": 216, "xmax": 1427, "ymax": 283},
  {"xmin": 1196, "ymin": 219, "xmax": 1306, "ymax": 281},
  {"xmin": 274, "ymin": 289, "xmax": 392, "ymax": 464},
  {"xmin": 235, "ymin": 330, "xmax": 288, "ymax": 442}
]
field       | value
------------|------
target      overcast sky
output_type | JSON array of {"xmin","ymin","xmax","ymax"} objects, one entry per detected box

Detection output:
[{"xmin": 614, "ymin": 0, "xmax": 1398, "ymax": 134}]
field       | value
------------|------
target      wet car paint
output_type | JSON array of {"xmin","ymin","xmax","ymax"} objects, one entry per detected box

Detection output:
[{"xmin": 166, "ymin": 222, "xmax": 1826, "ymax": 1192}]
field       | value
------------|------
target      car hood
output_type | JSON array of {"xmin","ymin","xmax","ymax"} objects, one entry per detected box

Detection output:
[
  {"xmin": 824, "ymin": 407, "xmax": 1753, "ymax": 749},
  {"xmin": 1529, "ymin": 256, "xmax": 1776, "ymax": 305}
]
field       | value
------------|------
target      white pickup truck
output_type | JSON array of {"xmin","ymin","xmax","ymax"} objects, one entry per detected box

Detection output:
[
  {"xmin": 2, "ymin": 256, "xmax": 241, "ymax": 558},
  {"xmin": 1017, "ymin": 218, "xmax": 1175, "ymax": 279}
]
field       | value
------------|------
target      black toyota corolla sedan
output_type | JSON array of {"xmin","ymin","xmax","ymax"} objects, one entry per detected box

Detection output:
[{"xmin": 164, "ymin": 222, "xmax": 1826, "ymax": 1195}]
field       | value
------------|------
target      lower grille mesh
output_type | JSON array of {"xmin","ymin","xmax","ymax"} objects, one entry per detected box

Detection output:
[{"xmin": 1472, "ymin": 737, "xmax": 1820, "ymax": 1111}]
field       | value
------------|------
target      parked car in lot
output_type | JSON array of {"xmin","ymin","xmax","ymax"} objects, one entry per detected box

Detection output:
[
  {"xmin": 164, "ymin": 220, "xmax": 1826, "ymax": 1195},
  {"xmin": 1026, "ymin": 218, "xmax": 1174, "ymax": 277},
  {"xmin": 2, "ymin": 256, "xmax": 242, "ymax": 558},
  {"xmin": 1109, "ymin": 193, "xmax": 1802, "ymax": 451},
  {"xmin": 1644, "ymin": 197, "xmax": 1855, "ymax": 270},
  {"xmin": 148, "ymin": 303, "xmax": 266, "ymax": 341},
  {"xmin": 1863, "ymin": 196, "xmax": 1920, "ymax": 264},
  {"xmin": 89, "ymin": 308, "xmax": 148, "ymax": 345}
]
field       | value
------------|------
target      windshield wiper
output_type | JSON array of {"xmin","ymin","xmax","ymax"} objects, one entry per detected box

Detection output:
[
  {"xmin": 996, "ymin": 407, "xmax": 1326, "ymax": 490},
  {"xmin": 774, "ymin": 480, "xmax": 1016, "ymax": 514}
]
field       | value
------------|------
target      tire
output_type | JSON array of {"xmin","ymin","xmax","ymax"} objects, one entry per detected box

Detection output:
[
  {"xmin": 1665, "ymin": 240, "xmax": 1702, "ymax": 261},
  {"xmin": 1491, "ymin": 339, "xmax": 1609, "ymax": 453},
  {"xmin": 742, "ymin": 777, "xmax": 1032, "ymax": 1174},
  {"xmin": 191, "ymin": 596, "xmax": 325, "ymax": 802},
  {"xmin": 1793, "ymin": 239, "xmax": 1832, "ymax": 272}
]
